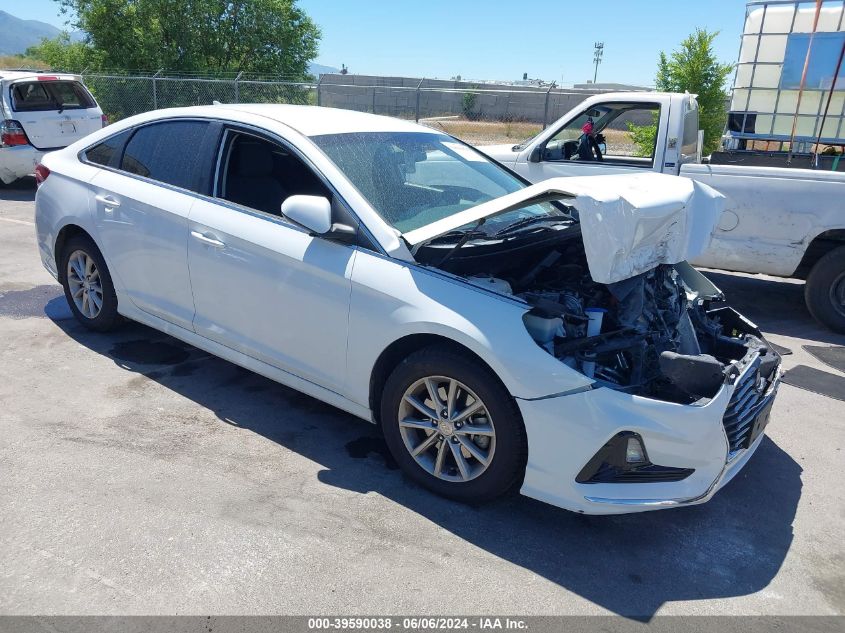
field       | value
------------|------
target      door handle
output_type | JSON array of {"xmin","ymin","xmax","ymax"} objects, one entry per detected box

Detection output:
[
  {"xmin": 191, "ymin": 230, "xmax": 225, "ymax": 248},
  {"xmin": 95, "ymin": 194, "xmax": 121, "ymax": 209}
]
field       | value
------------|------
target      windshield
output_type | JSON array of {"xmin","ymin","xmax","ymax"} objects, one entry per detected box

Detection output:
[{"xmin": 311, "ymin": 131, "xmax": 564, "ymax": 234}]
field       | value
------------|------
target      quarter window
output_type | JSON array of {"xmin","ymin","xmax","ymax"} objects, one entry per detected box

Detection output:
[
  {"xmin": 84, "ymin": 131, "xmax": 131, "ymax": 167},
  {"xmin": 120, "ymin": 121, "xmax": 209, "ymax": 191}
]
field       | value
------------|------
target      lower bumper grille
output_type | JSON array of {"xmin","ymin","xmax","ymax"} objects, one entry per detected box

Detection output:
[{"xmin": 722, "ymin": 357, "xmax": 776, "ymax": 454}]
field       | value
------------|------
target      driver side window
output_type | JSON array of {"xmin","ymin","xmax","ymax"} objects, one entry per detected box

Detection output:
[
  {"xmin": 543, "ymin": 102, "xmax": 661, "ymax": 167},
  {"xmin": 215, "ymin": 130, "xmax": 329, "ymax": 216}
]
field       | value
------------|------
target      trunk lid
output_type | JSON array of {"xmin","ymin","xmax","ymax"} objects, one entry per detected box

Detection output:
[
  {"xmin": 404, "ymin": 172, "xmax": 725, "ymax": 284},
  {"xmin": 8, "ymin": 76, "xmax": 102, "ymax": 150}
]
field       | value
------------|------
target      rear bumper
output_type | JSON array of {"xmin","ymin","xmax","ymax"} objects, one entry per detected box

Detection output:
[
  {"xmin": 517, "ymin": 361, "xmax": 781, "ymax": 515},
  {"xmin": 0, "ymin": 145, "xmax": 43, "ymax": 184}
]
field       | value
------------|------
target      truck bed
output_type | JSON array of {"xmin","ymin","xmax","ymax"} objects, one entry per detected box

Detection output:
[{"xmin": 681, "ymin": 162, "xmax": 845, "ymax": 278}]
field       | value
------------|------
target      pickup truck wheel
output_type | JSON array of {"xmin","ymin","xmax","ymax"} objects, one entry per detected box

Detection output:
[
  {"xmin": 805, "ymin": 245, "xmax": 845, "ymax": 334},
  {"xmin": 380, "ymin": 346, "xmax": 527, "ymax": 503},
  {"xmin": 60, "ymin": 234, "xmax": 121, "ymax": 332}
]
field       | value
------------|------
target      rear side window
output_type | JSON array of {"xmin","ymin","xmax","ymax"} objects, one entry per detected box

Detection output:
[
  {"xmin": 84, "ymin": 131, "xmax": 131, "ymax": 167},
  {"xmin": 11, "ymin": 80, "xmax": 96, "ymax": 112},
  {"xmin": 120, "ymin": 121, "xmax": 209, "ymax": 191}
]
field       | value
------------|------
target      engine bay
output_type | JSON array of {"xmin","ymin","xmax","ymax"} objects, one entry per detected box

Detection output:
[{"xmin": 418, "ymin": 226, "xmax": 780, "ymax": 404}]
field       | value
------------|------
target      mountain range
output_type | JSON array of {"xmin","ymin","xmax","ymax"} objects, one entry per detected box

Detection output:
[{"xmin": 0, "ymin": 10, "xmax": 81, "ymax": 55}]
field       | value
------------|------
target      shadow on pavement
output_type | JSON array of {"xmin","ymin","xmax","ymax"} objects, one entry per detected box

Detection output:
[
  {"xmin": 0, "ymin": 177, "xmax": 36, "ymax": 202},
  {"xmin": 46, "ymin": 295, "xmax": 802, "ymax": 619}
]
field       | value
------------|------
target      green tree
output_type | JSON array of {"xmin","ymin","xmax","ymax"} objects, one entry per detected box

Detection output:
[
  {"xmin": 26, "ymin": 33, "xmax": 103, "ymax": 72},
  {"xmin": 626, "ymin": 117, "xmax": 658, "ymax": 158},
  {"xmin": 30, "ymin": 0, "xmax": 320, "ymax": 79},
  {"xmin": 631, "ymin": 29, "xmax": 733, "ymax": 156}
]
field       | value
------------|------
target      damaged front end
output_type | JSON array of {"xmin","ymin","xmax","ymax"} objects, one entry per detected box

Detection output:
[
  {"xmin": 422, "ymin": 226, "xmax": 780, "ymax": 409},
  {"xmin": 409, "ymin": 173, "xmax": 781, "ymax": 414}
]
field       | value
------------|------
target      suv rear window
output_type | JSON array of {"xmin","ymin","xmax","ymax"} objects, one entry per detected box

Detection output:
[
  {"xmin": 120, "ymin": 120, "xmax": 209, "ymax": 191},
  {"xmin": 11, "ymin": 80, "xmax": 96, "ymax": 112}
]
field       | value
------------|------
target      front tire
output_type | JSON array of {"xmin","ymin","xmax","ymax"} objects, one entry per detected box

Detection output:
[
  {"xmin": 380, "ymin": 345, "xmax": 527, "ymax": 503},
  {"xmin": 805, "ymin": 245, "xmax": 845, "ymax": 334},
  {"xmin": 60, "ymin": 234, "xmax": 121, "ymax": 332}
]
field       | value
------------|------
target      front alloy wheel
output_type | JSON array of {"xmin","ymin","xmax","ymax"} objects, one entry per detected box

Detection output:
[
  {"xmin": 398, "ymin": 376, "xmax": 496, "ymax": 482},
  {"xmin": 381, "ymin": 345, "xmax": 527, "ymax": 503}
]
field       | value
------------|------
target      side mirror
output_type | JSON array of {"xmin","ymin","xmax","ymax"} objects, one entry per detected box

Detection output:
[
  {"xmin": 528, "ymin": 146, "xmax": 542, "ymax": 163},
  {"xmin": 281, "ymin": 195, "xmax": 332, "ymax": 234}
]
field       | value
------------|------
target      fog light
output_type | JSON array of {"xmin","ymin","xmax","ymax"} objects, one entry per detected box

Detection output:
[{"xmin": 625, "ymin": 436, "xmax": 647, "ymax": 463}]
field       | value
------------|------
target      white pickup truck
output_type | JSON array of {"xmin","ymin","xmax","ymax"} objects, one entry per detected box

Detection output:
[{"xmin": 480, "ymin": 92, "xmax": 845, "ymax": 332}]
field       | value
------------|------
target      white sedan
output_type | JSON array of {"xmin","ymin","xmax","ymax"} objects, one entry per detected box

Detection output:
[{"xmin": 34, "ymin": 105, "xmax": 782, "ymax": 514}]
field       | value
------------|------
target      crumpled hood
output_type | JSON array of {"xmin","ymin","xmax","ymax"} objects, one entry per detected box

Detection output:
[{"xmin": 404, "ymin": 172, "xmax": 724, "ymax": 284}]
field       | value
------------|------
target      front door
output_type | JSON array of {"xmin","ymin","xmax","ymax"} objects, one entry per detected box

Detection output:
[{"xmin": 186, "ymin": 128, "xmax": 356, "ymax": 392}]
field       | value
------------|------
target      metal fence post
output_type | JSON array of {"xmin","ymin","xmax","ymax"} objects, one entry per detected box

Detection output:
[
  {"xmin": 234, "ymin": 71, "xmax": 243, "ymax": 103},
  {"xmin": 543, "ymin": 82, "xmax": 556, "ymax": 129},
  {"xmin": 415, "ymin": 77, "xmax": 425, "ymax": 122},
  {"xmin": 372, "ymin": 86, "xmax": 377, "ymax": 114},
  {"xmin": 152, "ymin": 69, "xmax": 163, "ymax": 109},
  {"xmin": 316, "ymin": 74, "xmax": 323, "ymax": 107}
]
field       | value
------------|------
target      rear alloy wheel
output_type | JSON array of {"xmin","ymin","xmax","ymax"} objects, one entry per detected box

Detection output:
[
  {"xmin": 60, "ymin": 234, "xmax": 120, "ymax": 332},
  {"xmin": 67, "ymin": 250, "xmax": 104, "ymax": 319},
  {"xmin": 805, "ymin": 245, "xmax": 845, "ymax": 333},
  {"xmin": 381, "ymin": 346, "xmax": 527, "ymax": 503}
]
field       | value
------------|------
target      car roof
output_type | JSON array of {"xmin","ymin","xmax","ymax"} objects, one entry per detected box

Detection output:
[
  {"xmin": 0, "ymin": 70, "xmax": 82, "ymax": 82},
  {"xmin": 190, "ymin": 103, "xmax": 433, "ymax": 137}
]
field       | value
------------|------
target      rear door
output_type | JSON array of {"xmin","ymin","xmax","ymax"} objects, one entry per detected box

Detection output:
[
  {"xmin": 9, "ymin": 77, "xmax": 102, "ymax": 149},
  {"xmin": 86, "ymin": 119, "xmax": 216, "ymax": 330}
]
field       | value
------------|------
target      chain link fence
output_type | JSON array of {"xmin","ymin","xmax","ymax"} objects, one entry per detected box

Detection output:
[
  {"xmin": 79, "ymin": 71, "xmax": 636, "ymax": 131},
  {"xmin": 81, "ymin": 72, "xmax": 316, "ymax": 121}
]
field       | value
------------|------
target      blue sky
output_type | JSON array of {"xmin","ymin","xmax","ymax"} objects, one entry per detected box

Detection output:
[{"xmin": 3, "ymin": 0, "xmax": 749, "ymax": 85}]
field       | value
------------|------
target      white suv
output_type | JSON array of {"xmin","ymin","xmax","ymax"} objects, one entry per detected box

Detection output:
[{"xmin": 0, "ymin": 71, "xmax": 105, "ymax": 185}]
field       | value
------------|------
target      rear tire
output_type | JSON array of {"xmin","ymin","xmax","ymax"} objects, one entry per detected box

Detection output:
[
  {"xmin": 380, "ymin": 345, "xmax": 527, "ymax": 503},
  {"xmin": 60, "ymin": 234, "xmax": 121, "ymax": 332},
  {"xmin": 805, "ymin": 245, "xmax": 845, "ymax": 334}
]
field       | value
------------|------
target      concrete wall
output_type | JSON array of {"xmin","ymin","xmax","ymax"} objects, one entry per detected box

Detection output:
[{"xmin": 316, "ymin": 74, "xmax": 647, "ymax": 124}]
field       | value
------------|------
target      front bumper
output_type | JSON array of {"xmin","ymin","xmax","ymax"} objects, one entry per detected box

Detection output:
[
  {"xmin": 0, "ymin": 145, "xmax": 43, "ymax": 184},
  {"xmin": 516, "ymin": 358, "xmax": 781, "ymax": 515}
]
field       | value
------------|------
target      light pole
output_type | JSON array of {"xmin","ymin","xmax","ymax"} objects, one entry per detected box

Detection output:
[{"xmin": 593, "ymin": 42, "xmax": 604, "ymax": 83}]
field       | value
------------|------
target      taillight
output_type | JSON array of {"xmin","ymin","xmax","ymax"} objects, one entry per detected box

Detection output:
[
  {"xmin": 0, "ymin": 120, "xmax": 29, "ymax": 147},
  {"xmin": 101, "ymin": 114, "xmax": 109, "ymax": 128},
  {"xmin": 34, "ymin": 164, "xmax": 50, "ymax": 187}
]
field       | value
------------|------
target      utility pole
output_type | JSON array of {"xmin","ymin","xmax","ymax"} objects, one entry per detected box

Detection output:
[{"xmin": 593, "ymin": 42, "xmax": 604, "ymax": 83}]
